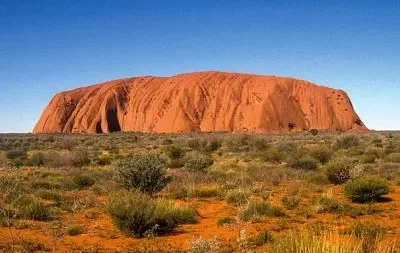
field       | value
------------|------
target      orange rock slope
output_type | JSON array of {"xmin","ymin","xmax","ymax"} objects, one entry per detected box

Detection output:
[{"xmin": 33, "ymin": 71, "xmax": 367, "ymax": 134}]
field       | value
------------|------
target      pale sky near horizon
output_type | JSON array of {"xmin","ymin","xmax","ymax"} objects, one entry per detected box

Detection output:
[{"xmin": 0, "ymin": 0, "xmax": 399, "ymax": 132}]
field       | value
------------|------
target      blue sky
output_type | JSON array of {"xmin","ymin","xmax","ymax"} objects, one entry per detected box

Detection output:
[{"xmin": 0, "ymin": 0, "xmax": 399, "ymax": 132}]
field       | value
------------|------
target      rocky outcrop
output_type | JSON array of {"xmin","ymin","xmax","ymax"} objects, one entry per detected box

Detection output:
[{"xmin": 33, "ymin": 71, "xmax": 367, "ymax": 134}]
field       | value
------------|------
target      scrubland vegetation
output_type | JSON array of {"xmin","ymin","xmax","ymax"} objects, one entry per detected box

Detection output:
[{"xmin": 0, "ymin": 131, "xmax": 400, "ymax": 252}]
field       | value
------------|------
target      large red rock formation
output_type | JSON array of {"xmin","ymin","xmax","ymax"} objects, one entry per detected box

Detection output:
[{"xmin": 33, "ymin": 71, "xmax": 367, "ymax": 134}]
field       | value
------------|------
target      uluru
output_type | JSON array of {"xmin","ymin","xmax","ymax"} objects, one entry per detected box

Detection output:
[{"xmin": 33, "ymin": 71, "xmax": 366, "ymax": 134}]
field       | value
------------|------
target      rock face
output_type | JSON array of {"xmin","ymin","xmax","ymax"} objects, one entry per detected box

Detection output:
[{"xmin": 33, "ymin": 71, "xmax": 367, "ymax": 134}]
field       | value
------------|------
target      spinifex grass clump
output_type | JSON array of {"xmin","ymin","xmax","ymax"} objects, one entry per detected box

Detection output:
[
  {"xmin": 240, "ymin": 201, "xmax": 285, "ymax": 221},
  {"xmin": 269, "ymin": 229, "xmax": 396, "ymax": 253},
  {"xmin": 106, "ymin": 190, "xmax": 197, "ymax": 237}
]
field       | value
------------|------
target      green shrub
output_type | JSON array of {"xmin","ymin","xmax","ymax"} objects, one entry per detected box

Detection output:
[
  {"xmin": 16, "ymin": 197, "xmax": 53, "ymax": 221},
  {"xmin": 36, "ymin": 189, "xmax": 62, "ymax": 202},
  {"xmin": 30, "ymin": 179, "xmax": 61, "ymax": 190},
  {"xmin": 345, "ymin": 221, "xmax": 388, "ymax": 239},
  {"xmin": 164, "ymin": 145, "xmax": 184, "ymax": 160},
  {"xmin": 310, "ymin": 146, "xmax": 332, "ymax": 164},
  {"xmin": 288, "ymin": 156, "xmax": 319, "ymax": 170},
  {"xmin": 386, "ymin": 153, "xmax": 400, "ymax": 163},
  {"xmin": 317, "ymin": 197, "xmax": 341, "ymax": 213},
  {"xmin": 106, "ymin": 190, "xmax": 197, "ymax": 237},
  {"xmin": 187, "ymin": 138, "xmax": 201, "ymax": 150},
  {"xmin": 240, "ymin": 201, "xmax": 285, "ymax": 221},
  {"xmin": 263, "ymin": 148, "xmax": 284, "ymax": 163},
  {"xmin": 344, "ymin": 178, "xmax": 390, "ymax": 203},
  {"xmin": 250, "ymin": 137, "xmax": 270, "ymax": 151},
  {"xmin": 115, "ymin": 154, "xmax": 171, "ymax": 196},
  {"xmin": 0, "ymin": 152, "xmax": 6, "ymax": 167},
  {"xmin": 6, "ymin": 149, "xmax": 27, "ymax": 160},
  {"xmin": 72, "ymin": 148, "xmax": 91, "ymax": 167},
  {"xmin": 307, "ymin": 172, "xmax": 330, "ymax": 185},
  {"xmin": 325, "ymin": 160, "xmax": 352, "ymax": 184},
  {"xmin": 270, "ymin": 231, "xmax": 360, "ymax": 253},
  {"xmin": 317, "ymin": 197, "xmax": 379, "ymax": 216},
  {"xmin": 43, "ymin": 151, "xmax": 74, "ymax": 168},
  {"xmin": 66, "ymin": 225, "xmax": 84, "ymax": 236},
  {"xmin": 190, "ymin": 185, "xmax": 221, "ymax": 198},
  {"xmin": 225, "ymin": 134, "xmax": 251, "ymax": 152},
  {"xmin": 184, "ymin": 153, "xmax": 213, "ymax": 173},
  {"xmin": 225, "ymin": 189, "xmax": 249, "ymax": 206},
  {"xmin": 281, "ymin": 194, "xmax": 301, "ymax": 210},
  {"xmin": 345, "ymin": 221, "xmax": 389, "ymax": 253},
  {"xmin": 106, "ymin": 190, "xmax": 158, "ymax": 237},
  {"xmin": 309, "ymin": 129, "xmax": 319, "ymax": 136},
  {"xmin": 251, "ymin": 229, "xmax": 273, "ymax": 246},
  {"xmin": 60, "ymin": 191, "xmax": 96, "ymax": 213},
  {"xmin": 26, "ymin": 152, "xmax": 45, "ymax": 167},
  {"xmin": 336, "ymin": 135, "xmax": 360, "ymax": 149},
  {"xmin": 154, "ymin": 200, "xmax": 198, "ymax": 230},
  {"xmin": 217, "ymin": 216, "xmax": 234, "ymax": 226},
  {"xmin": 73, "ymin": 173, "xmax": 96, "ymax": 189},
  {"xmin": 96, "ymin": 155, "xmax": 112, "ymax": 166},
  {"xmin": 161, "ymin": 138, "xmax": 173, "ymax": 145}
]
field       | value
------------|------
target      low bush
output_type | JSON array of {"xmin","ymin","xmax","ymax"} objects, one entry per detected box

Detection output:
[
  {"xmin": 240, "ymin": 201, "xmax": 285, "ymax": 221},
  {"xmin": 217, "ymin": 216, "xmax": 234, "ymax": 226},
  {"xmin": 60, "ymin": 191, "xmax": 96, "ymax": 213},
  {"xmin": 344, "ymin": 221, "xmax": 389, "ymax": 253},
  {"xmin": 115, "ymin": 154, "xmax": 171, "ymax": 196},
  {"xmin": 386, "ymin": 153, "xmax": 400, "ymax": 163},
  {"xmin": 26, "ymin": 152, "xmax": 45, "ymax": 167},
  {"xmin": 66, "ymin": 225, "xmax": 84, "ymax": 236},
  {"xmin": 270, "ymin": 231, "xmax": 363, "ymax": 253},
  {"xmin": 106, "ymin": 190, "xmax": 197, "ymax": 237},
  {"xmin": 251, "ymin": 229, "xmax": 273, "ymax": 246},
  {"xmin": 189, "ymin": 185, "xmax": 222, "ymax": 198},
  {"xmin": 225, "ymin": 134, "xmax": 251, "ymax": 152},
  {"xmin": 310, "ymin": 146, "xmax": 332, "ymax": 164},
  {"xmin": 30, "ymin": 179, "xmax": 61, "ymax": 190},
  {"xmin": 72, "ymin": 173, "xmax": 96, "ymax": 189},
  {"xmin": 262, "ymin": 148, "xmax": 284, "ymax": 164},
  {"xmin": 288, "ymin": 156, "xmax": 319, "ymax": 170},
  {"xmin": 336, "ymin": 135, "xmax": 360, "ymax": 149},
  {"xmin": 36, "ymin": 189, "xmax": 62, "ymax": 202},
  {"xmin": 317, "ymin": 197, "xmax": 379, "ymax": 216},
  {"xmin": 164, "ymin": 145, "xmax": 184, "ymax": 160},
  {"xmin": 281, "ymin": 194, "xmax": 301, "ymax": 210},
  {"xmin": 96, "ymin": 155, "xmax": 112, "ymax": 166},
  {"xmin": 184, "ymin": 153, "xmax": 213, "ymax": 173},
  {"xmin": 344, "ymin": 178, "xmax": 390, "ymax": 203},
  {"xmin": 325, "ymin": 160, "xmax": 352, "ymax": 184},
  {"xmin": 6, "ymin": 149, "xmax": 27, "ymax": 160},
  {"xmin": 307, "ymin": 172, "xmax": 330, "ymax": 185},
  {"xmin": 16, "ymin": 196, "xmax": 53, "ymax": 221},
  {"xmin": 71, "ymin": 148, "xmax": 91, "ymax": 167},
  {"xmin": 345, "ymin": 221, "xmax": 388, "ymax": 240},
  {"xmin": 43, "ymin": 151, "xmax": 74, "ymax": 168},
  {"xmin": 0, "ymin": 152, "xmax": 6, "ymax": 168},
  {"xmin": 225, "ymin": 189, "xmax": 249, "ymax": 206}
]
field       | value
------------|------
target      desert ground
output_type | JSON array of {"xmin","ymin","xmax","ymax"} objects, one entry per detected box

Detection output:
[{"xmin": 1, "ymin": 131, "xmax": 400, "ymax": 252}]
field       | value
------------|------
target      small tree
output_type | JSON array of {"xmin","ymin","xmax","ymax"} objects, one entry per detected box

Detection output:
[{"xmin": 115, "ymin": 154, "xmax": 171, "ymax": 196}]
